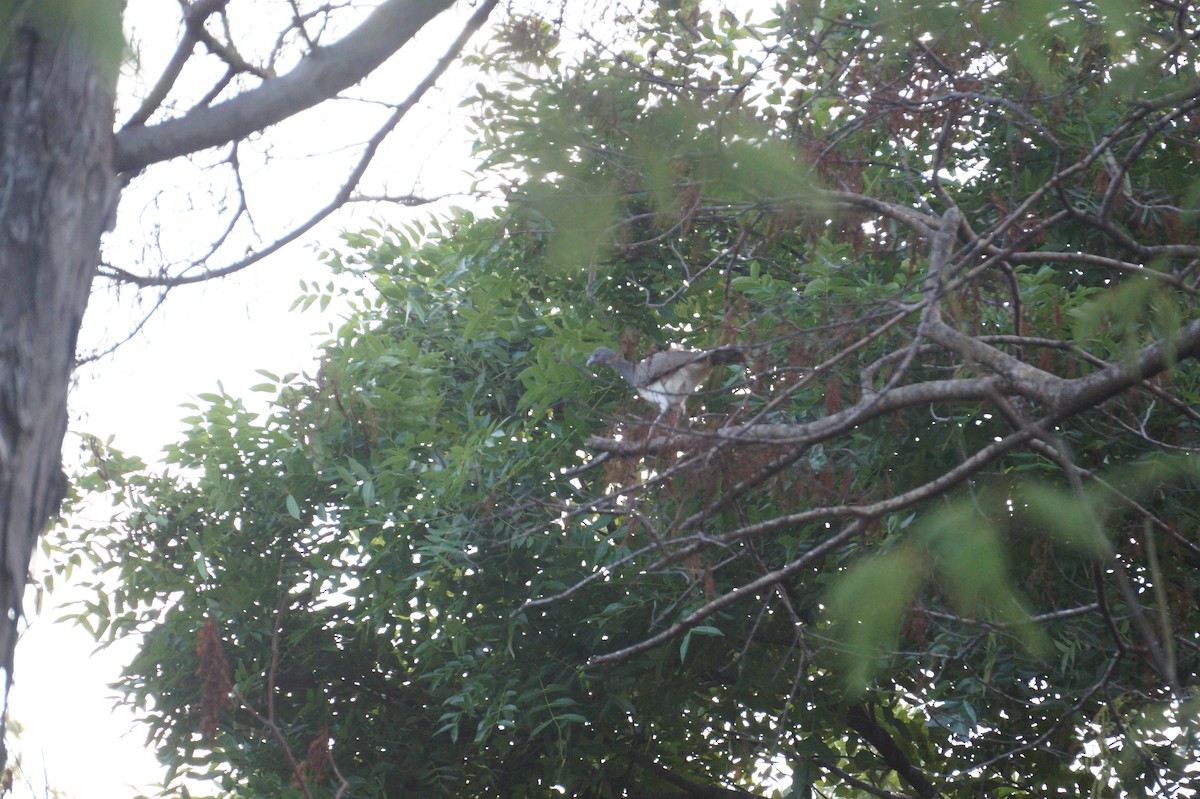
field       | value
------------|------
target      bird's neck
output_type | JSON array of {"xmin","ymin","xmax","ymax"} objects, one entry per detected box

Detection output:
[{"xmin": 610, "ymin": 357, "xmax": 636, "ymax": 385}]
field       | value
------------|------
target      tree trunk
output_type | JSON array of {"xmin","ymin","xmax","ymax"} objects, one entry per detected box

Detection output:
[{"xmin": 0, "ymin": 3, "xmax": 119, "ymax": 732}]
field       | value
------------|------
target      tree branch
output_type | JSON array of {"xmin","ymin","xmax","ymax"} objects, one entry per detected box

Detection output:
[
  {"xmin": 846, "ymin": 705, "xmax": 942, "ymax": 799},
  {"xmin": 114, "ymin": 0, "xmax": 493, "ymax": 174},
  {"xmin": 578, "ymin": 310, "xmax": 1200, "ymax": 666},
  {"xmin": 588, "ymin": 519, "xmax": 868, "ymax": 666},
  {"xmin": 589, "ymin": 316, "xmax": 1200, "ymax": 455},
  {"xmin": 817, "ymin": 756, "xmax": 915, "ymax": 799},
  {"xmin": 626, "ymin": 751, "xmax": 764, "ymax": 798},
  {"xmin": 104, "ymin": 0, "xmax": 498, "ymax": 286},
  {"xmin": 123, "ymin": 0, "xmax": 233, "ymax": 128}
]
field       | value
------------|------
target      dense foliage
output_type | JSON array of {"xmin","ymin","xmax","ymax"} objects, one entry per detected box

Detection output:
[{"xmin": 59, "ymin": 0, "xmax": 1200, "ymax": 797}]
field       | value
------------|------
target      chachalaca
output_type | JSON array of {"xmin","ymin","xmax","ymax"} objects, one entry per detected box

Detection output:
[{"xmin": 587, "ymin": 345, "xmax": 745, "ymax": 423}]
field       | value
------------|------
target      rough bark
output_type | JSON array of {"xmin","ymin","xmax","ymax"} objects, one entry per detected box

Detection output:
[{"xmin": 0, "ymin": 6, "xmax": 119, "ymax": 723}]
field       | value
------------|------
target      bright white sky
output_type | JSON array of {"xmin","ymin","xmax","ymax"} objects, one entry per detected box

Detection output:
[{"xmin": 9, "ymin": 2, "xmax": 489, "ymax": 795}]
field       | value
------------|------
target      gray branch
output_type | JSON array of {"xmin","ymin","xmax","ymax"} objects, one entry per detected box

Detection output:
[{"xmin": 114, "ymin": 0, "xmax": 470, "ymax": 174}]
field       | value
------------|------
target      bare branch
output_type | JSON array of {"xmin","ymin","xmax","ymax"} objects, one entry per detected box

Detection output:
[
  {"xmin": 104, "ymin": 0, "xmax": 498, "ymax": 286},
  {"xmin": 115, "ymin": 0, "xmax": 497, "ymax": 174},
  {"xmin": 589, "ymin": 520, "xmax": 868, "ymax": 666},
  {"xmin": 124, "ymin": 0, "xmax": 233, "ymax": 128}
]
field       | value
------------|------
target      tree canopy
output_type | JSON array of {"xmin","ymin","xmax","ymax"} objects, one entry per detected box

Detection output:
[{"xmin": 59, "ymin": 0, "xmax": 1200, "ymax": 797}]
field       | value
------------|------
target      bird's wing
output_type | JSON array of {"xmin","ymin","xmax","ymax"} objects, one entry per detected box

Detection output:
[{"xmin": 633, "ymin": 350, "xmax": 707, "ymax": 387}]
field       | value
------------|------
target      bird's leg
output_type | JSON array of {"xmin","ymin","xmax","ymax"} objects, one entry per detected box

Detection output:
[
  {"xmin": 642, "ymin": 404, "xmax": 681, "ymax": 446},
  {"xmin": 668, "ymin": 402, "xmax": 688, "ymax": 429},
  {"xmin": 644, "ymin": 402, "xmax": 685, "ymax": 446},
  {"xmin": 644, "ymin": 410, "xmax": 667, "ymax": 444}
]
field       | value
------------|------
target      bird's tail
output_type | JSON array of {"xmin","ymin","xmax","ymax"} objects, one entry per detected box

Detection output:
[{"xmin": 705, "ymin": 346, "xmax": 746, "ymax": 365}]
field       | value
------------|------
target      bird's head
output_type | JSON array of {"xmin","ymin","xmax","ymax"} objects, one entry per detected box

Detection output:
[{"xmin": 587, "ymin": 347, "xmax": 620, "ymax": 368}]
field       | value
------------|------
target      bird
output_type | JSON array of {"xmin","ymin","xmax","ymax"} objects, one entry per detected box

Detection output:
[{"xmin": 587, "ymin": 345, "xmax": 746, "ymax": 424}]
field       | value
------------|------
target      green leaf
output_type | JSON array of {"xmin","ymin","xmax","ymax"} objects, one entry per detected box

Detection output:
[
  {"xmin": 825, "ymin": 547, "xmax": 926, "ymax": 695},
  {"xmin": 1019, "ymin": 484, "xmax": 1110, "ymax": 557}
]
